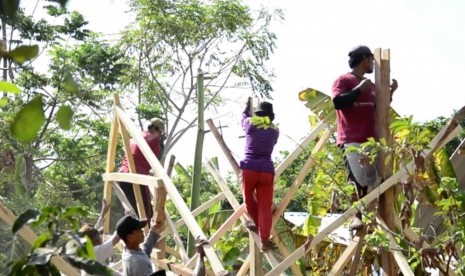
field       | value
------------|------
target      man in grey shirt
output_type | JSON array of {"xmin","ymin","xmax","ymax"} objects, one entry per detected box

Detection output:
[{"xmin": 116, "ymin": 215, "xmax": 161, "ymax": 276}]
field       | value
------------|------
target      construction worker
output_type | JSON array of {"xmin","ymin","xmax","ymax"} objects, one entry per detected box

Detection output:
[
  {"xmin": 240, "ymin": 98, "xmax": 279, "ymax": 252},
  {"xmin": 117, "ymin": 118, "xmax": 165, "ymax": 221},
  {"xmin": 332, "ymin": 45, "xmax": 398, "ymax": 229},
  {"xmin": 79, "ymin": 199, "xmax": 121, "ymax": 275}
]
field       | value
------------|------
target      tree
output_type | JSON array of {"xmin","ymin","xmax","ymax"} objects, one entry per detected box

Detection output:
[
  {"xmin": 0, "ymin": 1, "xmax": 128, "ymax": 270},
  {"xmin": 119, "ymin": 0, "xmax": 283, "ymax": 161}
]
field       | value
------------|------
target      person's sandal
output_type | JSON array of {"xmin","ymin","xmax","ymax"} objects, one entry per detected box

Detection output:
[
  {"xmin": 245, "ymin": 220, "xmax": 258, "ymax": 233},
  {"xmin": 261, "ymin": 239, "xmax": 272, "ymax": 253}
]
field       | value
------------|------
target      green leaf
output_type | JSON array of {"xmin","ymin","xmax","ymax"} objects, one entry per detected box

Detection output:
[
  {"xmin": 7, "ymin": 45, "xmax": 39, "ymax": 64},
  {"xmin": 223, "ymin": 247, "xmax": 241, "ymax": 263},
  {"xmin": 56, "ymin": 105, "xmax": 73, "ymax": 130},
  {"xmin": 10, "ymin": 96, "xmax": 46, "ymax": 142},
  {"xmin": 12, "ymin": 209, "xmax": 41, "ymax": 234},
  {"xmin": 32, "ymin": 233, "xmax": 52, "ymax": 250},
  {"xmin": 63, "ymin": 72, "xmax": 78, "ymax": 93},
  {"xmin": 0, "ymin": 97, "xmax": 8, "ymax": 106},
  {"xmin": 0, "ymin": 81, "xmax": 21, "ymax": 94}
]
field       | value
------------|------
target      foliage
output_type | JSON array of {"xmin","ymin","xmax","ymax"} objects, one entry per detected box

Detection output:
[
  {"xmin": 8, "ymin": 205, "xmax": 110, "ymax": 275},
  {"xmin": 119, "ymin": 0, "xmax": 282, "ymax": 160},
  {"xmin": 297, "ymin": 87, "xmax": 465, "ymax": 274}
]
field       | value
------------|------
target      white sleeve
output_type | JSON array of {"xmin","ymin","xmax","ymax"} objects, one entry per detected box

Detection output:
[{"xmin": 94, "ymin": 239, "xmax": 114, "ymax": 264}]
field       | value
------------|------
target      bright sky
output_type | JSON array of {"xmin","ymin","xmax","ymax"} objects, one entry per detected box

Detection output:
[{"xmin": 24, "ymin": 0, "xmax": 465, "ymax": 170}]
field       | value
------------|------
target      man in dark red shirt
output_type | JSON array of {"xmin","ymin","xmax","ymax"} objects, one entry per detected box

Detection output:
[
  {"xmin": 118, "ymin": 118, "xmax": 165, "ymax": 221},
  {"xmin": 332, "ymin": 45, "xmax": 398, "ymax": 229}
]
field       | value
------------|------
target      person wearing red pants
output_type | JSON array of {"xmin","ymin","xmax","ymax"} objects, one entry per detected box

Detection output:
[{"xmin": 240, "ymin": 98, "xmax": 279, "ymax": 252}]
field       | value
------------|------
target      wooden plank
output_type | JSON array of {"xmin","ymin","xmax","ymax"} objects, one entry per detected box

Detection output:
[
  {"xmin": 377, "ymin": 217, "xmax": 414, "ymax": 276},
  {"xmin": 274, "ymin": 121, "xmax": 327, "ymax": 179},
  {"xmin": 186, "ymin": 205, "xmax": 245, "ymax": 268},
  {"xmin": 237, "ymin": 256, "xmax": 250, "ymax": 276},
  {"xmin": 103, "ymin": 112, "xmax": 119, "ymax": 233},
  {"xmin": 153, "ymin": 183, "xmax": 167, "ymax": 260},
  {"xmin": 164, "ymin": 210, "xmax": 190, "ymax": 264},
  {"xmin": 206, "ymin": 118, "xmax": 241, "ymax": 178},
  {"xmin": 375, "ymin": 47, "xmax": 397, "ymax": 275},
  {"xmin": 159, "ymin": 193, "xmax": 226, "ymax": 240},
  {"xmin": 154, "ymin": 258, "xmax": 194, "ymax": 276},
  {"xmin": 250, "ymin": 232, "xmax": 263, "ymax": 276},
  {"xmin": 348, "ymin": 229, "xmax": 367, "ymax": 276},
  {"xmin": 102, "ymin": 173, "xmax": 162, "ymax": 188},
  {"xmin": 272, "ymin": 128, "xmax": 331, "ymax": 223},
  {"xmin": 329, "ymin": 235, "xmax": 361, "ymax": 275},
  {"xmin": 265, "ymin": 121, "xmax": 462, "ymax": 276},
  {"xmin": 155, "ymin": 155, "xmax": 176, "ymax": 259},
  {"xmin": 114, "ymin": 106, "xmax": 226, "ymax": 274},
  {"xmin": 0, "ymin": 203, "xmax": 80, "ymax": 276}
]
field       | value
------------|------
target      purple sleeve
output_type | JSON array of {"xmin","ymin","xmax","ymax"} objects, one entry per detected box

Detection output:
[{"xmin": 242, "ymin": 115, "xmax": 251, "ymax": 133}]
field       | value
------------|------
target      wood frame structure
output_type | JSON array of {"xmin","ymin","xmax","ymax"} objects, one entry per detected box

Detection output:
[{"xmin": 2, "ymin": 48, "xmax": 463, "ymax": 275}]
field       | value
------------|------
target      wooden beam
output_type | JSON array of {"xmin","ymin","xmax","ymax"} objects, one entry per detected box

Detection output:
[
  {"xmin": 103, "ymin": 111, "xmax": 119, "ymax": 233},
  {"xmin": 0, "ymin": 203, "xmax": 80, "ymax": 276},
  {"xmin": 376, "ymin": 217, "xmax": 414, "ymax": 276},
  {"xmin": 265, "ymin": 120, "xmax": 462, "ymax": 275},
  {"xmin": 274, "ymin": 121, "xmax": 327, "ymax": 179},
  {"xmin": 159, "ymin": 193, "xmax": 226, "ymax": 240},
  {"xmin": 348, "ymin": 229, "xmax": 367, "ymax": 276},
  {"xmin": 206, "ymin": 118, "xmax": 241, "ymax": 178},
  {"xmin": 250, "ymin": 231, "xmax": 263, "ymax": 276},
  {"xmin": 272, "ymin": 128, "xmax": 331, "ymax": 224},
  {"xmin": 102, "ymin": 173, "xmax": 162, "ymax": 188},
  {"xmin": 114, "ymin": 106, "xmax": 226, "ymax": 274},
  {"xmin": 164, "ymin": 209, "xmax": 190, "ymax": 264},
  {"xmin": 186, "ymin": 205, "xmax": 245, "ymax": 268},
  {"xmin": 329, "ymin": 235, "xmax": 361, "ymax": 275},
  {"xmin": 237, "ymin": 256, "xmax": 250, "ymax": 276},
  {"xmin": 154, "ymin": 258, "xmax": 194, "ymax": 276},
  {"xmin": 155, "ymin": 155, "xmax": 176, "ymax": 259},
  {"xmin": 375, "ymin": 47, "xmax": 397, "ymax": 275}
]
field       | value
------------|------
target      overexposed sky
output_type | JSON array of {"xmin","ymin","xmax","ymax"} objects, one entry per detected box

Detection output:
[{"xmin": 23, "ymin": 0, "xmax": 465, "ymax": 169}]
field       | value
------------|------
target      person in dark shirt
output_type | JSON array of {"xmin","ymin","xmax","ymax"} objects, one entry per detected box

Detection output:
[
  {"xmin": 332, "ymin": 45, "xmax": 398, "ymax": 230},
  {"xmin": 240, "ymin": 98, "xmax": 279, "ymax": 252},
  {"xmin": 117, "ymin": 118, "xmax": 165, "ymax": 221}
]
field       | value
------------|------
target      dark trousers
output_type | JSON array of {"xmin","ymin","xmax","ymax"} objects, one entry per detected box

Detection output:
[{"xmin": 118, "ymin": 181, "xmax": 152, "ymax": 220}]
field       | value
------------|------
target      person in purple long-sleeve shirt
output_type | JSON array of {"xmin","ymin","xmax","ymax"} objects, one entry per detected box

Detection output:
[{"xmin": 240, "ymin": 98, "xmax": 279, "ymax": 252}]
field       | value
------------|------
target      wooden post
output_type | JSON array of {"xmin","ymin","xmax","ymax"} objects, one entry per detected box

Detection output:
[
  {"xmin": 250, "ymin": 231, "xmax": 263, "ymax": 276},
  {"xmin": 155, "ymin": 155, "xmax": 175, "ymax": 259},
  {"xmin": 374, "ymin": 48, "xmax": 397, "ymax": 274},
  {"xmin": 103, "ymin": 113, "xmax": 119, "ymax": 233}
]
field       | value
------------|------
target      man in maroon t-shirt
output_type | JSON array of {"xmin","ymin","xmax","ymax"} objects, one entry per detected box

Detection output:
[
  {"xmin": 118, "ymin": 118, "xmax": 165, "ymax": 221},
  {"xmin": 332, "ymin": 45, "xmax": 398, "ymax": 229}
]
